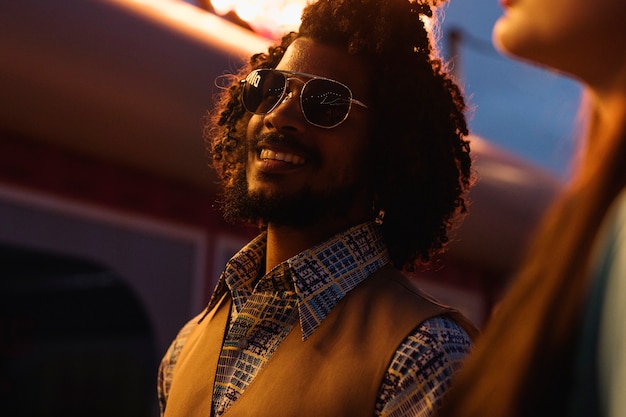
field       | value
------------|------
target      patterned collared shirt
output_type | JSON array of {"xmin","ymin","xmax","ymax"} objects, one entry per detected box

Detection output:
[{"xmin": 159, "ymin": 222, "xmax": 472, "ymax": 417}]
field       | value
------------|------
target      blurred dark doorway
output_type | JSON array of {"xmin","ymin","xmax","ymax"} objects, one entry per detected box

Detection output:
[{"xmin": 0, "ymin": 244, "xmax": 158, "ymax": 417}]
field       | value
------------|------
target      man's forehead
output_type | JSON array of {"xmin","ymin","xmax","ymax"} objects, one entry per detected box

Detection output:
[{"xmin": 275, "ymin": 38, "xmax": 371, "ymax": 98}]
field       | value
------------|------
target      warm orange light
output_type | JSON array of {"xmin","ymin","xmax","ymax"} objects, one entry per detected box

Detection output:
[{"xmin": 210, "ymin": 0, "xmax": 307, "ymax": 39}]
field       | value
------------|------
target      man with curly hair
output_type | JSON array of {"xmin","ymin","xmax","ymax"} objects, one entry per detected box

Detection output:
[{"xmin": 158, "ymin": 0, "xmax": 476, "ymax": 416}]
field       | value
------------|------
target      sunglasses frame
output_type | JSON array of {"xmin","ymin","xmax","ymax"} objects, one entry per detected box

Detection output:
[{"xmin": 240, "ymin": 68, "xmax": 369, "ymax": 129}]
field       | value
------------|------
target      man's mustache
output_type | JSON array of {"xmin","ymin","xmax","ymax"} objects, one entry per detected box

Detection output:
[
  {"xmin": 253, "ymin": 131, "xmax": 294, "ymax": 146},
  {"xmin": 251, "ymin": 132, "xmax": 315, "ymax": 158}
]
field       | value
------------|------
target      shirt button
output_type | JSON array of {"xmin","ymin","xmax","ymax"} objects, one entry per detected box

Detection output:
[{"xmin": 238, "ymin": 338, "xmax": 249, "ymax": 349}]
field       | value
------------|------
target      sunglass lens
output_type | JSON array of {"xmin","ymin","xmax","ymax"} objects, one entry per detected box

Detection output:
[
  {"xmin": 301, "ymin": 78, "xmax": 352, "ymax": 127},
  {"xmin": 242, "ymin": 70, "xmax": 286, "ymax": 114}
]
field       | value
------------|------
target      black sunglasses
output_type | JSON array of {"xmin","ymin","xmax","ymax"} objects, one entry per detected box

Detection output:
[{"xmin": 240, "ymin": 69, "xmax": 369, "ymax": 129}]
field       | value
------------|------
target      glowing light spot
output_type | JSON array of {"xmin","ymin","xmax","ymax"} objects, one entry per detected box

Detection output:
[{"xmin": 209, "ymin": 0, "xmax": 307, "ymax": 39}]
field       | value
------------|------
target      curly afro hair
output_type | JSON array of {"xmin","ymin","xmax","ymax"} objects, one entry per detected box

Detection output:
[{"xmin": 206, "ymin": 0, "xmax": 472, "ymax": 271}]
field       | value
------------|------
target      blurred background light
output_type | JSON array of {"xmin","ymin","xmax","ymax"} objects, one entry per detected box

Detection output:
[{"xmin": 205, "ymin": 0, "xmax": 306, "ymax": 39}]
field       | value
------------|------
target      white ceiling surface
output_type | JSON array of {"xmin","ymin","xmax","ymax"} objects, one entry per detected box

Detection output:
[{"xmin": 0, "ymin": 0, "xmax": 562, "ymax": 275}]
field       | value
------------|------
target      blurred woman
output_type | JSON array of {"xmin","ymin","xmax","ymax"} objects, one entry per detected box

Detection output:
[{"xmin": 440, "ymin": 0, "xmax": 626, "ymax": 416}]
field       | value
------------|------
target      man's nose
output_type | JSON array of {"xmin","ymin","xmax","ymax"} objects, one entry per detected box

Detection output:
[{"xmin": 263, "ymin": 82, "xmax": 307, "ymax": 131}]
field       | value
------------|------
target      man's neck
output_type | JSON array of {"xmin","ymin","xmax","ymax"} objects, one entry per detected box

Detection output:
[{"xmin": 264, "ymin": 219, "xmax": 366, "ymax": 274}]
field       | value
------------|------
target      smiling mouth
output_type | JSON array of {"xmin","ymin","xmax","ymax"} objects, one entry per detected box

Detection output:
[{"xmin": 259, "ymin": 149, "xmax": 305, "ymax": 165}]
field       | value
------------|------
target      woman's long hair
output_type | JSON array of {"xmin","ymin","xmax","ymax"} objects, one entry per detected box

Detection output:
[{"xmin": 440, "ymin": 91, "xmax": 626, "ymax": 416}]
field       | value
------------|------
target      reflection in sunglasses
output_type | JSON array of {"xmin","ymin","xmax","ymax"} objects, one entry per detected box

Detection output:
[{"xmin": 241, "ymin": 69, "xmax": 368, "ymax": 129}]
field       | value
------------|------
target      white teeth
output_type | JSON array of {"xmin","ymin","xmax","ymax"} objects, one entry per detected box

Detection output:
[{"xmin": 260, "ymin": 149, "xmax": 305, "ymax": 165}]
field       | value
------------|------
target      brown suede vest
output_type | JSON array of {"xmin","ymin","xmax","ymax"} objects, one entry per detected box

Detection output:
[{"xmin": 164, "ymin": 265, "xmax": 477, "ymax": 417}]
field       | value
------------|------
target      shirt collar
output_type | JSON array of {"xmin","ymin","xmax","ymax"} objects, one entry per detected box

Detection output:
[
  {"xmin": 205, "ymin": 232, "xmax": 268, "ymax": 313},
  {"xmin": 205, "ymin": 221, "xmax": 390, "ymax": 340}
]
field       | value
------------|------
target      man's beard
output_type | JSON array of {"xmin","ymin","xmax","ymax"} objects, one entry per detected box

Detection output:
[{"xmin": 220, "ymin": 169, "xmax": 365, "ymax": 228}]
